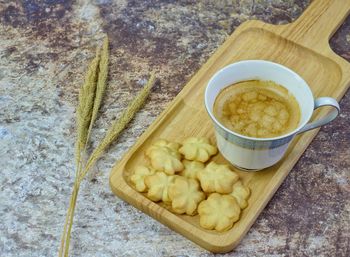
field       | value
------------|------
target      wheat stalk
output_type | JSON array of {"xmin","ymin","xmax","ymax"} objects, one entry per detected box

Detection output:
[
  {"xmin": 60, "ymin": 45, "xmax": 102, "ymax": 257},
  {"xmin": 59, "ymin": 41, "xmax": 156, "ymax": 256},
  {"xmin": 59, "ymin": 46, "xmax": 101, "ymax": 257}
]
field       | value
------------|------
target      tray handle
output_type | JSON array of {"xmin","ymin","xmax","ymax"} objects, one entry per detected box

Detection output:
[{"xmin": 280, "ymin": 0, "xmax": 350, "ymax": 51}]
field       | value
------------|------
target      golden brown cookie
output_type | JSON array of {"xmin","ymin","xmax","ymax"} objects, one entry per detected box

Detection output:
[
  {"xmin": 198, "ymin": 193, "xmax": 241, "ymax": 232},
  {"xmin": 145, "ymin": 139, "xmax": 183, "ymax": 175},
  {"xmin": 230, "ymin": 180, "xmax": 251, "ymax": 209},
  {"xmin": 144, "ymin": 172, "xmax": 175, "ymax": 202},
  {"xmin": 197, "ymin": 161, "xmax": 239, "ymax": 194},
  {"xmin": 149, "ymin": 138, "xmax": 181, "ymax": 151},
  {"xmin": 130, "ymin": 165, "xmax": 156, "ymax": 192},
  {"xmin": 179, "ymin": 137, "xmax": 217, "ymax": 162},
  {"xmin": 179, "ymin": 160, "xmax": 205, "ymax": 180},
  {"xmin": 168, "ymin": 176, "xmax": 205, "ymax": 215}
]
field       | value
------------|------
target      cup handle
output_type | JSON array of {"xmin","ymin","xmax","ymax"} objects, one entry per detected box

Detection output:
[{"xmin": 297, "ymin": 97, "xmax": 340, "ymax": 134}]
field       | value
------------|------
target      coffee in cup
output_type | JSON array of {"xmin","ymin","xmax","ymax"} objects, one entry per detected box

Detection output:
[{"xmin": 213, "ymin": 80, "xmax": 301, "ymax": 138}]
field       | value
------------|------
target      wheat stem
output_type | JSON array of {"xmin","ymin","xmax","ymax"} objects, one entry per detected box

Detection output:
[
  {"xmin": 58, "ymin": 196, "xmax": 72, "ymax": 257},
  {"xmin": 59, "ymin": 177, "xmax": 80, "ymax": 257},
  {"xmin": 63, "ymin": 181, "xmax": 80, "ymax": 257}
]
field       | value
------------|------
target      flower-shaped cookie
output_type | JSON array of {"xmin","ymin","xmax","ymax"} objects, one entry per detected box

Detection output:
[
  {"xmin": 130, "ymin": 165, "xmax": 155, "ymax": 192},
  {"xmin": 145, "ymin": 139, "xmax": 183, "ymax": 175},
  {"xmin": 230, "ymin": 180, "xmax": 251, "ymax": 209},
  {"xmin": 149, "ymin": 139, "xmax": 181, "ymax": 151},
  {"xmin": 197, "ymin": 162, "xmax": 239, "ymax": 194},
  {"xmin": 179, "ymin": 137, "xmax": 217, "ymax": 162},
  {"xmin": 144, "ymin": 172, "xmax": 175, "ymax": 202},
  {"xmin": 198, "ymin": 193, "xmax": 241, "ymax": 232},
  {"xmin": 168, "ymin": 177, "xmax": 205, "ymax": 215},
  {"xmin": 179, "ymin": 160, "xmax": 204, "ymax": 180}
]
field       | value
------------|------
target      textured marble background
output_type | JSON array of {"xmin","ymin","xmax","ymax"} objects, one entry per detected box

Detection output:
[{"xmin": 0, "ymin": 0, "xmax": 349, "ymax": 256}]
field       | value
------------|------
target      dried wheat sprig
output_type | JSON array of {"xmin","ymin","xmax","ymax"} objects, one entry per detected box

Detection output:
[
  {"xmin": 79, "ymin": 72, "xmax": 156, "ymax": 182},
  {"xmin": 86, "ymin": 37, "xmax": 109, "ymax": 142},
  {"xmin": 60, "ymin": 44, "xmax": 101, "ymax": 257},
  {"xmin": 59, "ymin": 47, "xmax": 101, "ymax": 257}
]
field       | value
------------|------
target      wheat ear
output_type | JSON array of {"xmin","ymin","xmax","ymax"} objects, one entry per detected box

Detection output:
[
  {"xmin": 79, "ymin": 72, "xmax": 156, "ymax": 182},
  {"xmin": 87, "ymin": 37, "xmax": 109, "ymax": 141},
  {"xmin": 76, "ymin": 47, "xmax": 101, "ymax": 163}
]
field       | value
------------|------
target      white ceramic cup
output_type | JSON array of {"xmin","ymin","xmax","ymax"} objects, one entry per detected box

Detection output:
[{"xmin": 204, "ymin": 60, "xmax": 340, "ymax": 171}]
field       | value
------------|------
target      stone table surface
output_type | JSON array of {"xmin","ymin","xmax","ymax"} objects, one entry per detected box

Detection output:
[{"xmin": 0, "ymin": 1, "xmax": 349, "ymax": 256}]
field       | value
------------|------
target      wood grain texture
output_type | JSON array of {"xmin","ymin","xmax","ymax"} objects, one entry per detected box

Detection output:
[{"xmin": 110, "ymin": 0, "xmax": 350, "ymax": 253}]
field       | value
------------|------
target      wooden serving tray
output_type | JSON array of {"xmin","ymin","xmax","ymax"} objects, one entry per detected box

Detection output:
[{"xmin": 110, "ymin": 0, "xmax": 350, "ymax": 253}]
